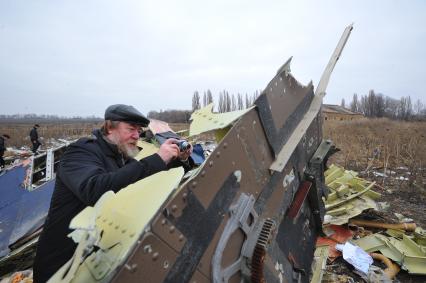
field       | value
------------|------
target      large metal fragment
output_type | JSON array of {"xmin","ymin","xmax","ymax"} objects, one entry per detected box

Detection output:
[
  {"xmin": 270, "ymin": 24, "xmax": 353, "ymax": 171},
  {"xmin": 49, "ymin": 25, "xmax": 353, "ymax": 283},
  {"xmin": 0, "ymin": 145, "xmax": 68, "ymax": 276}
]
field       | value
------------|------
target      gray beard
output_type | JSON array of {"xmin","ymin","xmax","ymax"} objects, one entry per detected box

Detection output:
[
  {"xmin": 105, "ymin": 134, "xmax": 140, "ymax": 159},
  {"xmin": 120, "ymin": 145, "xmax": 140, "ymax": 159}
]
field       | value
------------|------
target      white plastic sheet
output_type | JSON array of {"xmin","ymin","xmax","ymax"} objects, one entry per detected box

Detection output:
[{"xmin": 336, "ymin": 242, "xmax": 373, "ymax": 274}]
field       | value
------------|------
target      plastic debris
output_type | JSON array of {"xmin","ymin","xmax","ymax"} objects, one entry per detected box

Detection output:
[
  {"xmin": 317, "ymin": 225, "xmax": 354, "ymax": 261},
  {"xmin": 335, "ymin": 242, "xmax": 373, "ymax": 274}
]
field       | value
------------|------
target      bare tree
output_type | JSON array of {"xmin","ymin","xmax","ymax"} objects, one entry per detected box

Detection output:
[
  {"xmin": 245, "ymin": 93, "xmax": 250, "ymax": 109},
  {"xmin": 237, "ymin": 93, "xmax": 244, "ymax": 110},
  {"xmin": 192, "ymin": 91, "xmax": 201, "ymax": 111},
  {"xmin": 218, "ymin": 92, "xmax": 224, "ymax": 113},
  {"xmin": 384, "ymin": 96, "xmax": 399, "ymax": 119},
  {"xmin": 231, "ymin": 94, "xmax": 236, "ymax": 111},
  {"xmin": 350, "ymin": 93, "xmax": 359, "ymax": 113},
  {"xmin": 206, "ymin": 89, "xmax": 213, "ymax": 105},
  {"xmin": 202, "ymin": 92, "xmax": 207, "ymax": 107},
  {"xmin": 398, "ymin": 96, "xmax": 413, "ymax": 120},
  {"xmin": 375, "ymin": 93, "xmax": 385, "ymax": 117},
  {"xmin": 414, "ymin": 99, "xmax": 423, "ymax": 115},
  {"xmin": 341, "ymin": 98, "xmax": 346, "ymax": 108}
]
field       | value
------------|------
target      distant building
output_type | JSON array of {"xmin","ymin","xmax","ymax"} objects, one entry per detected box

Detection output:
[{"xmin": 322, "ymin": 104, "xmax": 364, "ymax": 121}]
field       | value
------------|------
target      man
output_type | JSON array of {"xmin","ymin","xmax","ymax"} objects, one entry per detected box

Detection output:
[
  {"xmin": 0, "ymin": 134, "xmax": 10, "ymax": 169},
  {"xmin": 30, "ymin": 124, "xmax": 41, "ymax": 154},
  {"xmin": 33, "ymin": 104, "xmax": 193, "ymax": 282}
]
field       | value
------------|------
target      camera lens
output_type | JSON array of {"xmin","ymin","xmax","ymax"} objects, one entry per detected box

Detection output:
[{"xmin": 178, "ymin": 141, "xmax": 190, "ymax": 152}]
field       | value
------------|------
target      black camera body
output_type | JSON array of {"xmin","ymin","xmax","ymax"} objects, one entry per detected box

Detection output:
[{"xmin": 177, "ymin": 140, "xmax": 190, "ymax": 152}]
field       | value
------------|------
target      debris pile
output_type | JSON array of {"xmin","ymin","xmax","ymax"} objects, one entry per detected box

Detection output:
[
  {"xmin": 324, "ymin": 164, "xmax": 381, "ymax": 225},
  {"xmin": 313, "ymin": 164, "xmax": 426, "ymax": 282}
]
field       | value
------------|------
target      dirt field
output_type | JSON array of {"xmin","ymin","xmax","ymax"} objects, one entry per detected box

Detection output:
[
  {"xmin": 324, "ymin": 118, "xmax": 426, "ymax": 282},
  {"xmin": 0, "ymin": 122, "xmax": 103, "ymax": 150},
  {"xmin": 324, "ymin": 118, "xmax": 426, "ymax": 227},
  {"xmin": 0, "ymin": 122, "xmax": 191, "ymax": 149}
]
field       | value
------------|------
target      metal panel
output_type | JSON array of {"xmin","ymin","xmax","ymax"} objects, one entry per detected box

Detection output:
[
  {"xmin": 255, "ymin": 71, "xmax": 314, "ymax": 156},
  {"xmin": 111, "ymin": 233, "xmax": 179, "ymax": 282}
]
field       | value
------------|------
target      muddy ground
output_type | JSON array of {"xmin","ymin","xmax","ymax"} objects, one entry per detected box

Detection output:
[
  {"xmin": 326, "ymin": 184, "xmax": 426, "ymax": 282},
  {"xmin": 324, "ymin": 159, "xmax": 426, "ymax": 282}
]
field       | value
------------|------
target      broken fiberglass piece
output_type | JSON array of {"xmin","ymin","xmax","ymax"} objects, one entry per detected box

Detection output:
[
  {"xmin": 310, "ymin": 245, "xmax": 329, "ymax": 283},
  {"xmin": 323, "ymin": 164, "xmax": 381, "ymax": 225},
  {"xmin": 48, "ymin": 167, "xmax": 184, "ymax": 283},
  {"xmin": 188, "ymin": 103, "xmax": 254, "ymax": 137},
  {"xmin": 135, "ymin": 140, "xmax": 159, "ymax": 160}
]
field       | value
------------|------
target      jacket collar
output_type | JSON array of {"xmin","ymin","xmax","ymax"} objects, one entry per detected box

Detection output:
[{"xmin": 92, "ymin": 129, "xmax": 123, "ymax": 160}]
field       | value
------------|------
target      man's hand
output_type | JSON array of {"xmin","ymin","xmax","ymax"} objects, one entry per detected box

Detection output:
[{"xmin": 157, "ymin": 138, "xmax": 180, "ymax": 164}]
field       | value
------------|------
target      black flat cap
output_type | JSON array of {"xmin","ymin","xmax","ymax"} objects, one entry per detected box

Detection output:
[{"xmin": 105, "ymin": 104, "xmax": 150, "ymax": 126}]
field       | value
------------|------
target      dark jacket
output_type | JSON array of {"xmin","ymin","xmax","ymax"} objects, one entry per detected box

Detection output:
[
  {"xmin": 33, "ymin": 129, "xmax": 185, "ymax": 282},
  {"xmin": 30, "ymin": 127, "xmax": 39, "ymax": 141},
  {"xmin": 0, "ymin": 136, "xmax": 4, "ymax": 152}
]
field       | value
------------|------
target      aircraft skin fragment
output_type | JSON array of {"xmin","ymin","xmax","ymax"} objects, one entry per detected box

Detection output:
[
  {"xmin": 49, "ymin": 168, "xmax": 184, "ymax": 283},
  {"xmin": 323, "ymin": 164, "xmax": 381, "ymax": 225},
  {"xmin": 255, "ymin": 63, "xmax": 314, "ymax": 156},
  {"xmin": 135, "ymin": 71, "xmax": 324, "ymax": 282},
  {"xmin": 135, "ymin": 140, "xmax": 158, "ymax": 160},
  {"xmin": 354, "ymin": 233, "xmax": 426, "ymax": 275},
  {"xmin": 310, "ymin": 245, "xmax": 329, "ymax": 283},
  {"xmin": 270, "ymin": 24, "xmax": 353, "ymax": 172},
  {"xmin": 189, "ymin": 103, "xmax": 254, "ymax": 137}
]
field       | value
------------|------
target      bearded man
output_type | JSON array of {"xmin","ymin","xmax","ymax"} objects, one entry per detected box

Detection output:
[{"xmin": 33, "ymin": 104, "xmax": 192, "ymax": 282}]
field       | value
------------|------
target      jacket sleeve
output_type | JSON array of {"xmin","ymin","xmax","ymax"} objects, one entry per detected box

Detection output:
[
  {"xmin": 58, "ymin": 145, "xmax": 167, "ymax": 206},
  {"xmin": 167, "ymin": 156, "xmax": 195, "ymax": 173}
]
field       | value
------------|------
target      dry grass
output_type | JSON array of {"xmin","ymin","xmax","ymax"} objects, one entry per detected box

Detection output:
[
  {"xmin": 324, "ymin": 118, "xmax": 426, "ymax": 187},
  {"xmin": 0, "ymin": 122, "xmax": 102, "ymax": 149},
  {"xmin": 2, "ymin": 119, "xmax": 424, "ymax": 188},
  {"xmin": 0, "ymin": 122, "xmax": 189, "ymax": 150}
]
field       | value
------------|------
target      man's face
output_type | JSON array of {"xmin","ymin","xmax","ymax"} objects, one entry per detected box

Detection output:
[{"xmin": 108, "ymin": 122, "xmax": 142, "ymax": 158}]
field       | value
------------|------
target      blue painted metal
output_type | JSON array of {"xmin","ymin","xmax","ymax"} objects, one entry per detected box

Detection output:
[
  {"xmin": 0, "ymin": 164, "xmax": 55, "ymax": 257},
  {"xmin": 191, "ymin": 144, "xmax": 205, "ymax": 165}
]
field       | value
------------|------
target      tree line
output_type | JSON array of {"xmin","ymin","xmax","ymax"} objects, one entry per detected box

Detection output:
[
  {"xmin": 148, "ymin": 89, "xmax": 261, "ymax": 123},
  {"xmin": 192, "ymin": 89, "xmax": 261, "ymax": 112},
  {"xmin": 344, "ymin": 90, "xmax": 425, "ymax": 120}
]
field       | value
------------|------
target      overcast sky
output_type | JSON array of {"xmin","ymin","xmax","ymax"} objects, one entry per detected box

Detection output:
[{"xmin": 0, "ymin": 0, "xmax": 425, "ymax": 117}]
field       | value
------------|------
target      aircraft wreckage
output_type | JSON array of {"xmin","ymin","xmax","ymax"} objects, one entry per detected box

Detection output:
[{"xmin": 3, "ymin": 25, "xmax": 353, "ymax": 282}]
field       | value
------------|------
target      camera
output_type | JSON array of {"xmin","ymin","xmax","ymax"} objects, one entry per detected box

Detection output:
[{"xmin": 176, "ymin": 140, "xmax": 190, "ymax": 152}]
